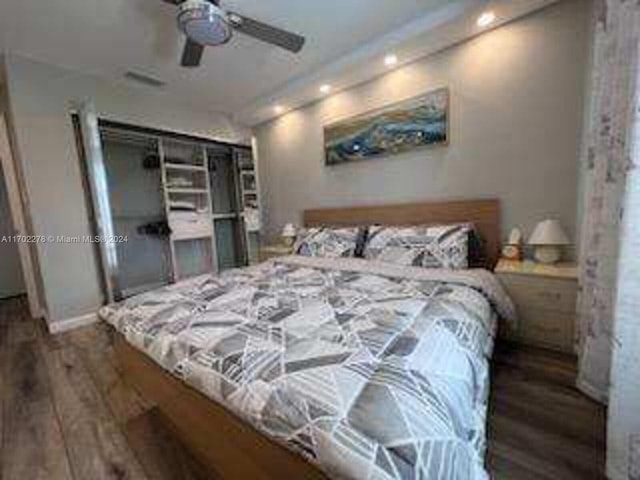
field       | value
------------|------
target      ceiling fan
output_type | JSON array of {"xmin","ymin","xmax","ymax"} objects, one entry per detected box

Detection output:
[{"xmin": 161, "ymin": 0, "xmax": 306, "ymax": 68}]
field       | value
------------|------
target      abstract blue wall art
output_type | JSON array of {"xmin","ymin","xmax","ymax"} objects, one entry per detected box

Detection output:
[{"xmin": 324, "ymin": 88, "xmax": 449, "ymax": 165}]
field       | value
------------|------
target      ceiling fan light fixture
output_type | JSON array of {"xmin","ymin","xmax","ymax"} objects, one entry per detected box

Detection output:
[{"xmin": 178, "ymin": 0, "xmax": 232, "ymax": 46}]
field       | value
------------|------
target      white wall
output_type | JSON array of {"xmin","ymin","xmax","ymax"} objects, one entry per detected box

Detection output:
[
  {"xmin": 254, "ymin": 0, "xmax": 590, "ymax": 246},
  {"xmin": 2, "ymin": 54, "xmax": 250, "ymax": 326},
  {"xmin": 0, "ymin": 85, "xmax": 25, "ymax": 299},
  {"xmin": 0, "ymin": 163, "xmax": 25, "ymax": 298}
]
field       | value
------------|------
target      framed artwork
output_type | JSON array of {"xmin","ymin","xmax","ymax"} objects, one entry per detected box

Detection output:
[{"xmin": 324, "ymin": 87, "xmax": 449, "ymax": 165}]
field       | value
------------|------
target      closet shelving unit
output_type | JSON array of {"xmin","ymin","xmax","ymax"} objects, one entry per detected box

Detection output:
[
  {"xmin": 160, "ymin": 140, "xmax": 217, "ymax": 281},
  {"xmin": 240, "ymin": 171, "xmax": 258, "ymax": 210},
  {"xmin": 235, "ymin": 148, "xmax": 260, "ymax": 265},
  {"xmin": 207, "ymin": 145, "xmax": 259, "ymax": 269}
]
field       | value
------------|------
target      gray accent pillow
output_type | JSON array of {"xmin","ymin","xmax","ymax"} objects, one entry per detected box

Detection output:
[
  {"xmin": 364, "ymin": 224, "xmax": 471, "ymax": 269},
  {"xmin": 294, "ymin": 227, "xmax": 361, "ymax": 258}
]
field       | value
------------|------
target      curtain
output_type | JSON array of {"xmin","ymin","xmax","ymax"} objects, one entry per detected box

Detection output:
[
  {"xmin": 608, "ymin": 126, "xmax": 640, "ymax": 478},
  {"xmin": 576, "ymin": 0, "xmax": 640, "ymax": 404},
  {"xmin": 605, "ymin": 0, "xmax": 640, "ymax": 476}
]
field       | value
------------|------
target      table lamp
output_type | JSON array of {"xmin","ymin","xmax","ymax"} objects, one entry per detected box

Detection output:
[
  {"xmin": 281, "ymin": 223, "xmax": 297, "ymax": 247},
  {"xmin": 528, "ymin": 219, "xmax": 570, "ymax": 264}
]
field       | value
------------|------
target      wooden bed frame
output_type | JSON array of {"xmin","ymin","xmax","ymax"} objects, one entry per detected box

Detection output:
[
  {"xmin": 116, "ymin": 198, "xmax": 501, "ymax": 479},
  {"xmin": 115, "ymin": 335, "xmax": 326, "ymax": 480},
  {"xmin": 305, "ymin": 198, "xmax": 501, "ymax": 269}
]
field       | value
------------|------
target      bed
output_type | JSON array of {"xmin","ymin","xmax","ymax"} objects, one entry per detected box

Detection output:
[{"xmin": 102, "ymin": 199, "xmax": 514, "ymax": 480}]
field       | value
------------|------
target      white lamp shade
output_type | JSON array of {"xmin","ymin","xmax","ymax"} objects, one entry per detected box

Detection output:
[
  {"xmin": 528, "ymin": 219, "xmax": 570, "ymax": 245},
  {"xmin": 282, "ymin": 223, "xmax": 297, "ymax": 238}
]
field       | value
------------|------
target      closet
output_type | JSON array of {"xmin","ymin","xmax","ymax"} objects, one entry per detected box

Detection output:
[{"xmin": 79, "ymin": 117, "xmax": 259, "ymax": 302}]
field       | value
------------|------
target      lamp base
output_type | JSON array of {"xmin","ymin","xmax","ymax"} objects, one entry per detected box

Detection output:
[{"xmin": 533, "ymin": 245, "xmax": 562, "ymax": 264}]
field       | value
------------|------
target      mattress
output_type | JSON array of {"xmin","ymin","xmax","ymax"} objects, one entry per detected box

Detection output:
[{"xmin": 100, "ymin": 255, "xmax": 515, "ymax": 480}]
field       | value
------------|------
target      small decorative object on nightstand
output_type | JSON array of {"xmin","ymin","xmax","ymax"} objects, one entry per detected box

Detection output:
[
  {"xmin": 259, "ymin": 244, "xmax": 294, "ymax": 262},
  {"xmin": 281, "ymin": 223, "xmax": 297, "ymax": 247},
  {"xmin": 501, "ymin": 227, "xmax": 523, "ymax": 261},
  {"xmin": 495, "ymin": 259, "xmax": 577, "ymax": 353},
  {"xmin": 528, "ymin": 219, "xmax": 571, "ymax": 264}
]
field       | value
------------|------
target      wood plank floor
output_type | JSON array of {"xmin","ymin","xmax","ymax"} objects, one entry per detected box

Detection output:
[{"xmin": 0, "ymin": 296, "xmax": 606, "ymax": 479}]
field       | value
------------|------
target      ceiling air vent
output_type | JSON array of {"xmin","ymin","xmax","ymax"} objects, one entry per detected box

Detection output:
[{"xmin": 124, "ymin": 71, "xmax": 166, "ymax": 88}]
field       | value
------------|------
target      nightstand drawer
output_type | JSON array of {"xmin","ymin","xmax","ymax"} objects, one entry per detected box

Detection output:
[
  {"xmin": 259, "ymin": 245, "xmax": 293, "ymax": 262},
  {"xmin": 500, "ymin": 274, "xmax": 577, "ymax": 313},
  {"xmin": 518, "ymin": 308, "xmax": 575, "ymax": 352}
]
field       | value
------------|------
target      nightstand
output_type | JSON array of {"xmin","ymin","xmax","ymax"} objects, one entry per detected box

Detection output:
[
  {"xmin": 495, "ymin": 259, "xmax": 578, "ymax": 353},
  {"xmin": 258, "ymin": 244, "xmax": 293, "ymax": 262}
]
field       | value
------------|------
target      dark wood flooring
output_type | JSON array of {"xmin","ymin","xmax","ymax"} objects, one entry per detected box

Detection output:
[{"xmin": 0, "ymin": 296, "xmax": 606, "ymax": 479}]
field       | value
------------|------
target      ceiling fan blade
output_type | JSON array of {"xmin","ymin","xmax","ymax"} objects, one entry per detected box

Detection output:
[
  {"xmin": 228, "ymin": 12, "xmax": 305, "ymax": 53},
  {"xmin": 181, "ymin": 39, "xmax": 205, "ymax": 67}
]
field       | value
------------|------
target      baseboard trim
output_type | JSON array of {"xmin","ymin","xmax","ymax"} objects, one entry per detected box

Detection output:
[{"xmin": 48, "ymin": 312, "xmax": 99, "ymax": 334}]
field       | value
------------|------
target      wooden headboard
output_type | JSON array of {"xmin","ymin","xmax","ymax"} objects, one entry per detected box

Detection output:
[{"xmin": 304, "ymin": 199, "xmax": 501, "ymax": 269}]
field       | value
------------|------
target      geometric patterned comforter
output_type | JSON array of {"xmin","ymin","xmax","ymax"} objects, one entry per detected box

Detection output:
[{"xmin": 100, "ymin": 255, "xmax": 515, "ymax": 480}]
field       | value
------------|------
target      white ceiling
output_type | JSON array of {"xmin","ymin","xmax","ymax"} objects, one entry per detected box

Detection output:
[{"xmin": 0, "ymin": 0, "xmax": 557, "ymax": 125}]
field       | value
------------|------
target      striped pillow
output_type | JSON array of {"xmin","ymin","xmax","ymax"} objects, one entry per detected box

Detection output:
[
  {"xmin": 294, "ymin": 227, "xmax": 362, "ymax": 258},
  {"xmin": 364, "ymin": 224, "xmax": 471, "ymax": 269}
]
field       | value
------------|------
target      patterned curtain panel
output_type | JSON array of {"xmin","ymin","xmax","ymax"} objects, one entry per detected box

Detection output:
[
  {"xmin": 605, "ymin": 1, "xmax": 640, "ymax": 477},
  {"xmin": 608, "ymin": 127, "xmax": 640, "ymax": 478},
  {"xmin": 576, "ymin": 0, "xmax": 639, "ymax": 405}
]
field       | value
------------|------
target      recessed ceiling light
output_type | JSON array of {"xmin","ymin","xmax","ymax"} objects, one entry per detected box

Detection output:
[
  {"xmin": 319, "ymin": 84, "xmax": 332, "ymax": 94},
  {"xmin": 274, "ymin": 105, "xmax": 285, "ymax": 114},
  {"xmin": 477, "ymin": 11, "xmax": 496, "ymax": 27},
  {"xmin": 384, "ymin": 54, "xmax": 398, "ymax": 67}
]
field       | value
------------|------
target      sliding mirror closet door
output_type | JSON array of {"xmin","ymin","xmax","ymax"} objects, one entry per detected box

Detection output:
[
  {"xmin": 208, "ymin": 145, "xmax": 246, "ymax": 270},
  {"xmin": 100, "ymin": 129, "xmax": 172, "ymax": 298}
]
